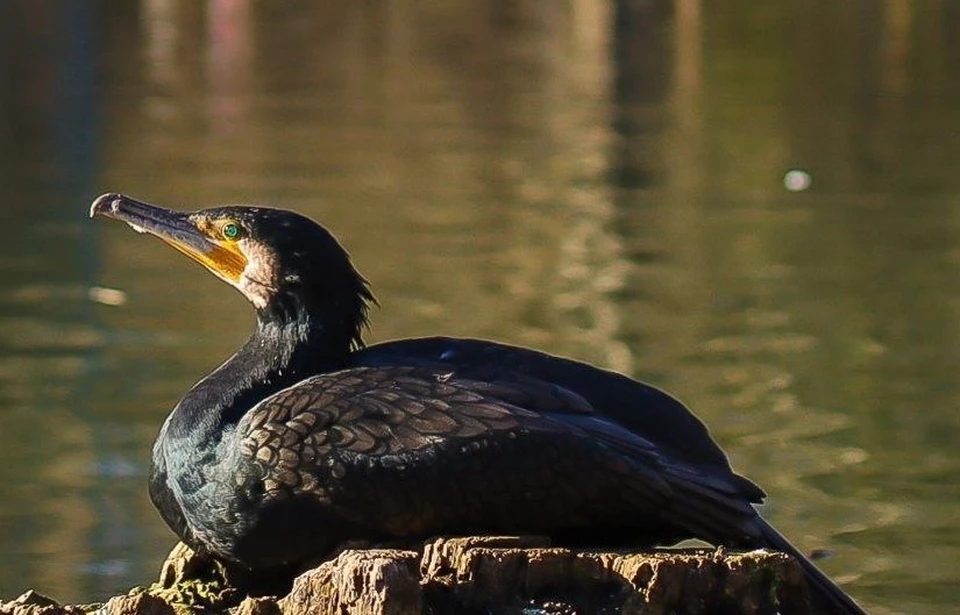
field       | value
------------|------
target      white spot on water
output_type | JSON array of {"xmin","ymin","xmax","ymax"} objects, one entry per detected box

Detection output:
[
  {"xmin": 783, "ymin": 169, "xmax": 812, "ymax": 192},
  {"xmin": 88, "ymin": 286, "xmax": 127, "ymax": 306}
]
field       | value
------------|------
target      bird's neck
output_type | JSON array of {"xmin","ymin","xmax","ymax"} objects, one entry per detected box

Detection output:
[{"xmin": 163, "ymin": 309, "xmax": 355, "ymax": 444}]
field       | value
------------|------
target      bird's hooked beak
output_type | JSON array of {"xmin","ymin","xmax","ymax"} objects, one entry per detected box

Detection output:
[{"xmin": 90, "ymin": 193, "xmax": 248, "ymax": 285}]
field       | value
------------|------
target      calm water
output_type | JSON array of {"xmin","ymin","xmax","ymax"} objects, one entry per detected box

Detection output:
[{"xmin": 2, "ymin": 2, "xmax": 958, "ymax": 612}]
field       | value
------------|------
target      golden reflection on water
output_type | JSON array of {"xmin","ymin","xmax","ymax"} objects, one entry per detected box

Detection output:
[{"xmin": 1, "ymin": 1, "xmax": 959, "ymax": 612}]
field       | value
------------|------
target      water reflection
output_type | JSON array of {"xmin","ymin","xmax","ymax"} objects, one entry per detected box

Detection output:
[{"xmin": 2, "ymin": 1, "xmax": 959, "ymax": 612}]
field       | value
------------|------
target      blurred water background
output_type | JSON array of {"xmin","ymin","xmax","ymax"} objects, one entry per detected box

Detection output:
[{"xmin": 1, "ymin": 2, "xmax": 959, "ymax": 613}]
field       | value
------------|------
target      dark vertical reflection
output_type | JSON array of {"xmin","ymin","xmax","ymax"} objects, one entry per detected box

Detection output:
[
  {"xmin": 611, "ymin": 0, "xmax": 671, "ymax": 191},
  {"xmin": 608, "ymin": 0, "xmax": 677, "ymax": 378},
  {"xmin": 0, "ymin": 2, "xmax": 13, "ymax": 187},
  {"xmin": 0, "ymin": 0, "xmax": 108, "ymax": 601}
]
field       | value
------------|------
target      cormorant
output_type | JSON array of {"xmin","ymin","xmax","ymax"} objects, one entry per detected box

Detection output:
[{"xmin": 90, "ymin": 193, "xmax": 867, "ymax": 614}]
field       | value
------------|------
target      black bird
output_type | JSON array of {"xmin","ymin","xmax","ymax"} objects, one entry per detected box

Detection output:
[{"xmin": 90, "ymin": 193, "xmax": 867, "ymax": 614}]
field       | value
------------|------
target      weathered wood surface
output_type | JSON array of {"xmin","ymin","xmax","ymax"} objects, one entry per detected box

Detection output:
[{"xmin": 0, "ymin": 536, "xmax": 813, "ymax": 615}]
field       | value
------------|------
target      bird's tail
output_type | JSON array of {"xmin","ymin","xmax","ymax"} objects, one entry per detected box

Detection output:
[{"xmin": 754, "ymin": 517, "xmax": 868, "ymax": 615}]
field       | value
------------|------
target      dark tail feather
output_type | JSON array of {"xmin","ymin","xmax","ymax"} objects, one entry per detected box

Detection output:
[{"xmin": 755, "ymin": 517, "xmax": 868, "ymax": 615}]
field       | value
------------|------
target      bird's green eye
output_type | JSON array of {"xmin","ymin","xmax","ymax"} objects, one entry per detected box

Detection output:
[{"xmin": 222, "ymin": 222, "xmax": 242, "ymax": 240}]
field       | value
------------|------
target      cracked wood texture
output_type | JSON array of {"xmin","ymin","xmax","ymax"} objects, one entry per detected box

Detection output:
[{"xmin": 0, "ymin": 538, "xmax": 816, "ymax": 615}]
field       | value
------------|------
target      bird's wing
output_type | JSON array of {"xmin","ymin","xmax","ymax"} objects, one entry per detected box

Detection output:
[
  {"xmin": 550, "ymin": 411, "xmax": 765, "ymax": 545},
  {"xmin": 233, "ymin": 364, "xmax": 677, "ymax": 537},
  {"xmin": 239, "ymin": 364, "xmax": 588, "ymax": 457},
  {"xmin": 355, "ymin": 336, "xmax": 764, "ymax": 501},
  {"xmin": 455, "ymin": 370, "xmax": 765, "ymax": 545}
]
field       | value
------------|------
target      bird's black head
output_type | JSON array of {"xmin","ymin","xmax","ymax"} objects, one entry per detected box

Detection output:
[{"xmin": 90, "ymin": 193, "xmax": 374, "ymax": 349}]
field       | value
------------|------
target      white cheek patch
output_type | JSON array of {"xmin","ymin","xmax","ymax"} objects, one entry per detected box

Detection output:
[
  {"xmin": 238, "ymin": 276, "xmax": 270, "ymax": 309},
  {"xmin": 235, "ymin": 240, "xmax": 281, "ymax": 309}
]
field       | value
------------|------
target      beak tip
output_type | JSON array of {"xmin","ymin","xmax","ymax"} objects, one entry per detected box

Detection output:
[{"xmin": 90, "ymin": 193, "xmax": 123, "ymax": 219}]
